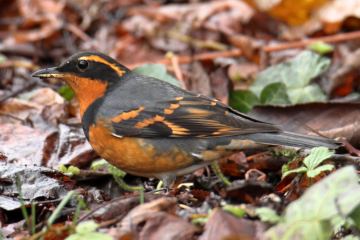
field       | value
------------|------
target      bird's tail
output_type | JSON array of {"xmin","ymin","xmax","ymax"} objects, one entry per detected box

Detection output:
[{"xmin": 243, "ymin": 131, "xmax": 341, "ymax": 149}]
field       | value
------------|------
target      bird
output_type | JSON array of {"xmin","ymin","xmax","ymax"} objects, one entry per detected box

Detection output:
[{"xmin": 32, "ymin": 51, "xmax": 340, "ymax": 187}]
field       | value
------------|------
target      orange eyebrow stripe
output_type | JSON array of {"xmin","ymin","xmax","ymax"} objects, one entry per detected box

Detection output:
[
  {"xmin": 175, "ymin": 97, "xmax": 184, "ymax": 100},
  {"xmin": 78, "ymin": 55, "xmax": 126, "ymax": 76},
  {"xmin": 110, "ymin": 107, "xmax": 145, "ymax": 123},
  {"xmin": 134, "ymin": 115, "xmax": 165, "ymax": 129}
]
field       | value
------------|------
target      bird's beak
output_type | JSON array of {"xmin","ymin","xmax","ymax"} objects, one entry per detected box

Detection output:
[{"xmin": 31, "ymin": 67, "xmax": 66, "ymax": 78}]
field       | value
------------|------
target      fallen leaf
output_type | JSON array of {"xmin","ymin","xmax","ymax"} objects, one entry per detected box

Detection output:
[
  {"xmin": 189, "ymin": 61, "xmax": 213, "ymax": 97},
  {"xmin": 248, "ymin": 102, "xmax": 360, "ymax": 148},
  {"xmin": 226, "ymin": 180, "xmax": 274, "ymax": 204},
  {"xmin": 0, "ymin": 162, "xmax": 69, "ymax": 211},
  {"xmin": 108, "ymin": 197, "xmax": 178, "ymax": 239},
  {"xmin": 139, "ymin": 211, "xmax": 200, "ymax": 240},
  {"xmin": 199, "ymin": 208, "xmax": 266, "ymax": 240}
]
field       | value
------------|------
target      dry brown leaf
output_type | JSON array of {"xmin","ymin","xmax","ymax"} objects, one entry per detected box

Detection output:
[
  {"xmin": 227, "ymin": 34, "xmax": 263, "ymax": 64},
  {"xmin": 281, "ymin": 0, "xmax": 360, "ymax": 40},
  {"xmin": 4, "ymin": 0, "xmax": 64, "ymax": 44},
  {"xmin": 199, "ymin": 208, "xmax": 266, "ymax": 240},
  {"xmin": 228, "ymin": 63, "xmax": 259, "ymax": 84},
  {"xmin": 189, "ymin": 61, "xmax": 213, "ymax": 97},
  {"xmin": 0, "ymin": 88, "xmax": 68, "ymax": 127},
  {"xmin": 226, "ymin": 180, "xmax": 274, "ymax": 204},
  {"xmin": 325, "ymin": 47, "xmax": 360, "ymax": 95},
  {"xmin": 90, "ymin": 194, "xmax": 167, "ymax": 222},
  {"xmin": 0, "ymin": 123, "xmax": 54, "ymax": 166},
  {"xmin": 210, "ymin": 67, "xmax": 232, "ymax": 105},
  {"xmin": 249, "ymin": 103, "xmax": 360, "ymax": 148},
  {"xmin": 138, "ymin": 211, "xmax": 200, "ymax": 240},
  {"xmin": 108, "ymin": 197, "xmax": 178, "ymax": 239}
]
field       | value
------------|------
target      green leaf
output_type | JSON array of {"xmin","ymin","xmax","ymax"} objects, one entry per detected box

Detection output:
[
  {"xmin": 66, "ymin": 232, "xmax": 112, "ymax": 240},
  {"xmin": 284, "ymin": 166, "xmax": 360, "ymax": 222},
  {"xmin": 91, "ymin": 159, "xmax": 109, "ymax": 170},
  {"xmin": 76, "ymin": 221, "xmax": 99, "ymax": 234},
  {"xmin": 249, "ymin": 51, "xmax": 330, "ymax": 104},
  {"xmin": 307, "ymin": 164, "xmax": 335, "ymax": 178},
  {"xmin": 303, "ymin": 147, "xmax": 334, "ymax": 171},
  {"xmin": 108, "ymin": 165, "xmax": 126, "ymax": 178},
  {"xmin": 67, "ymin": 166, "xmax": 80, "ymax": 176},
  {"xmin": 191, "ymin": 217, "xmax": 208, "ymax": 225},
  {"xmin": 349, "ymin": 204, "xmax": 360, "ymax": 231},
  {"xmin": 58, "ymin": 85, "xmax": 75, "ymax": 101},
  {"xmin": 0, "ymin": 54, "xmax": 6, "ymax": 63},
  {"xmin": 287, "ymin": 84, "xmax": 326, "ymax": 104},
  {"xmin": 223, "ymin": 205, "xmax": 246, "ymax": 218},
  {"xmin": 265, "ymin": 166, "xmax": 360, "ymax": 240},
  {"xmin": 59, "ymin": 165, "xmax": 67, "ymax": 173},
  {"xmin": 282, "ymin": 166, "xmax": 308, "ymax": 179},
  {"xmin": 260, "ymin": 82, "xmax": 291, "ymax": 104},
  {"xmin": 132, "ymin": 64, "xmax": 181, "ymax": 88},
  {"xmin": 255, "ymin": 207, "xmax": 280, "ymax": 224},
  {"xmin": 265, "ymin": 220, "xmax": 332, "ymax": 240},
  {"xmin": 341, "ymin": 235, "xmax": 360, "ymax": 240},
  {"xmin": 229, "ymin": 90, "xmax": 260, "ymax": 113},
  {"xmin": 307, "ymin": 42, "xmax": 334, "ymax": 55}
]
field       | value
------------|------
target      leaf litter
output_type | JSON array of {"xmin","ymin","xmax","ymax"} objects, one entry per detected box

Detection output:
[{"xmin": 1, "ymin": 0, "xmax": 360, "ymax": 239}]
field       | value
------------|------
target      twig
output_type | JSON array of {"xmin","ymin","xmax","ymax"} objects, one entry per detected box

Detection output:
[
  {"xmin": 65, "ymin": 23, "xmax": 99, "ymax": 50},
  {"xmin": 166, "ymin": 52, "xmax": 186, "ymax": 89},
  {"xmin": 0, "ymin": 60, "xmax": 38, "ymax": 70},
  {"xmin": 294, "ymin": 121, "xmax": 328, "ymax": 138},
  {"xmin": 126, "ymin": 49, "xmax": 242, "ymax": 69},
  {"xmin": 244, "ymin": 169, "xmax": 266, "ymax": 181},
  {"xmin": 0, "ymin": 80, "xmax": 37, "ymax": 103},
  {"xmin": 0, "ymin": 110, "xmax": 26, "ymax": 123},
  {"xmin": 97, "ymin": 214, "xmax": 124, "ymax": 228},
  {"xmin": 263, "ymin": 30, "xmax": 360, "ymax": 52},
  {"xmin": 330, "ymin": 154, "xmax": 360, "ymax": 164},
  {"xmin": 337, "ymin": 138, "xmax": 360, "ymax": 157},
  {"xmin": 246, "ymin": 152, "xmax": 268, "ymax": 162},
  {"xmin": 166, "ymin": 31, "xmax": 228, "ymax": 51}
]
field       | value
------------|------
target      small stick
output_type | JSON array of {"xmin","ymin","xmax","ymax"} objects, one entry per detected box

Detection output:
[
  {"xmin": 126, "ymin": 49, "xmax": 242, "ymax": 69},
  {"xmin": 246, "ymin": 152, "xmax": 268, "ymax": 162},
  {"xmin": 263, "ymin": 30, "xmax": 360, "ymax": 52},
  {"xmin": 167, "ymin": 52, "xmax": 186, "ymax": 89},
  {"xmin": 0, "ymin": 80, "xmax": 37, "ymax": 103},
  {"xmin": 66, "ymin": 24, "xmax": 99, "ymax": 50}
]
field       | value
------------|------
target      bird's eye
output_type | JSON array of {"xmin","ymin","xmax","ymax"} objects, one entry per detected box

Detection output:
[{"xmin": 77, "ymin": 60, "xmax": 89, "ymax": 70}]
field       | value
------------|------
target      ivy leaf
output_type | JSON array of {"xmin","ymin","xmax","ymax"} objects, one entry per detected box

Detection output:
[
  {"xmin": 249, "ymin": 51, "xmax": 330, "ymax": 104},
  {"xmin": 229, "ymin": 90, "xmax": 260, "ymax": 113},
  {"xmin": 133, "ymin": 64, "xmax": 181, "ymax": 88},
  {"xmin": 255, "ymin": 207, "xmax": 280, "ymax": 224},
  {"xmin": 260, "ymin": 82, "xmax": 291, "ymax": 104}
]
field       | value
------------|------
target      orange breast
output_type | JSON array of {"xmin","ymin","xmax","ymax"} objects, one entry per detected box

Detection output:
[{"xmin": 88, "ymin": 121, "xmax": 194, "ymax": 177}]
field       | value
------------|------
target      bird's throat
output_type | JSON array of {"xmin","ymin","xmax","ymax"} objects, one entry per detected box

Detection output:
[{"xmin": 64, "ymin": 75, "xmax": 108, "ymax": 118}]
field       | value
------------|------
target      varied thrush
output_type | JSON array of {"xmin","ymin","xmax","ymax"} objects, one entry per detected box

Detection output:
[{"xmin": 32, "ymin": 51, "xmax": 340, "ymax": 187}]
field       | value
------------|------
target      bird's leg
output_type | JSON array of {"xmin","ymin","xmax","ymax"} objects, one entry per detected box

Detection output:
[
  {"xmin": 211, "ymin": 161, "xmax": 231, "ymax": 186},
  {"xmin": 156, "ymin": 173, "xmax": 176, "ymax": 193},
  {"xmin": 113, "ymin": 175, "xmax": 144, "ymax": 204}
]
